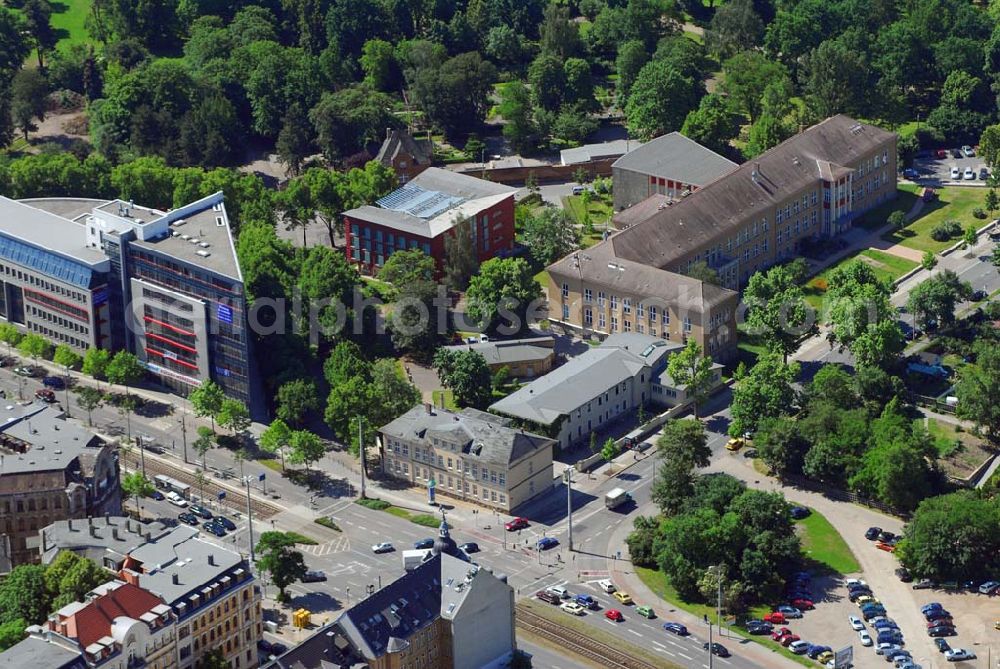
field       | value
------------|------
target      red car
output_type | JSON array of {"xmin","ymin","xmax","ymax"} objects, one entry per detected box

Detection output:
[
  {"xmin": 771, "ymin": 627, "xmax": 792, "ymax": 641},
  {"xmin": 790, "ymin": 598, "xmax": 814, "ymax": 610},
  {"xmin": 936, "ymin": 149, "xmax": 947, "ymax": 158},
  {"xmin": 605, "ymin": 609, "xmax": 624, "ymax": 622},
  {"xmin": 876, "ymin": 541, "xmax": 896, "ymax": 553},
  {"xmin": 780, "ymin": 634, "xmax": 801, "ymax": 647},
  {"xmin": 763, "ymin": 612, "xmax": 787, "ymax": 624},
  {"xmin": 504, "ymin": 517, "xmax": 529, "ymax": 531}
]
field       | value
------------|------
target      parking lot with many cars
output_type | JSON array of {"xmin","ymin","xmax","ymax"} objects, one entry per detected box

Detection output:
[{"xmin": 908, "ymin": 147, "xmax": 990, "ymax": 184}]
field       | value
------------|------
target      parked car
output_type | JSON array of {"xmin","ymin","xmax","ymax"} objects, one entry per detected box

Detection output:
[
  {"xmin": 849, "ymin": 588, "xmax": 873, "ymax": 602},
  {"xmin": 878, "ymin": 531, "xmax": 896, "ymax": 542},
  {"xmin": 845, "ymin": 578, "xmax": 868, "ymax": 588},
  {"xmin": 202, "ymin": 521, "xmax": 226, "ymax": 537},
  {"xmin": 166, "ymin": 492, "xmax": 188, "ymax": 508},
  {"xmin": 725, "ymin": 437, "xmax": 745, "ymax": 451},
  {"xmin": 807, "ymin": 645, "xmax": 832, "ymax": 659},
  {"xmin": 780, "ymin": 634, "xmax": 801, "ymax": 647},
  {"xmin": 635, "ymin": 605, "xmax": 655, "ymax": 619},
  {"xmin": 888, "ymin": 650, "xmax": 912, "ymax": 664},
  {"xmin": 817, "ymin": 651, "xmax": 835, "ymax": 664},
  {"xmin": 928, "ymin": 626, "xmax": 956, "ymax": 637},
  {"xmin": 865, "ymin": 527, "xmax": 882, "ymax": 540},
  {"xmin": 574, "ymin": 594, "xmax": 599, "ymax": 610},
  {"xmin": 459, "ymin": 542, "xmax": 479, "ymax": 553},
  {"xmin": 537, "ymin": 537, "xmax": 559, "ymax": 550},
  {"xmin": 859, "ymin": 630, "xmax": 873, "ymax": 646},
  {"xmin": 703, "ymin": 643, "xmax": 730, "ymax": 657},
  {"xmin": 964, "ymin": 167, "xmax": 976, "ymax": 180},
  {"xmin": 790, "ymin": 598, "xmax": 814, "ymax": 610},
  {"xmin": 190, "ymin": 504, "xmax": 212, "ymax": 519},
  {"xmin": 790, "ymin": 506, "xmax": 810, "ymax": 519},
  {"xmin": 414, "ymin": 538, "xmax": 434, "ymax": 550},
  {"xmin": 42, "ymin": 376, "xmax": 64, "ymax": 389},
  {"xmin": 980, "ymin": 167, "xmax": 990, "ymax": 180},
  {"xmin": 746, "ymin": 621, "xmax": 772, "ymax": 635},
  {"xmin": 926, "ymin": 617, "xmax": 953, "ymax": 627},
  {"xmin": 776, "ymin": 605, "xmax": 802, "ymax": 618},
  {"xmin": 763, "ymin": 612, "xmax": 787, "ymax": 624},
  {"xmin": 849, "ymin": 616, "xmax": 865, "ymax": 631},
  {"xmin": 743, "ymin": 448, "xmax": 758, "ymax": 458},
  {"xmin": 925, "ymin": 608, "xmax": 951, "ymax": 620},
  {"xmin": 876, "ymin": 643, "xmax": 903, "ymax": 656},
  {"xmin": 952, "ymin": 148, "xmax": 963, "ymax": 158},
  {"xmin": 902, "ymin": 168, "xmax": 919, "ymax": 179},
  {"xmin": 921, "ymin": 603, "xmax": 944, "ymax": 615},
  {"xmin": 662, "ymin": 622, "xmax": 688, "ymax": 635},
  {"xmin": 876, "ymin": 541, "xmax": 896, "ymax": 552},
  {"xmin": 935, "ymin": 639, "xmax": 951, "ymax": 653},
  {"xmin": 598, "ymin": 579, "xmax": 616, "ymax": 593},
  {"xmin": 864, "ymin": 608, "xmax": 888, "ymax": 621},
  {"xmin": 301, "ymin": 570, "xmax": 327, "ymax": 583},
  {"xmin": 772, "ymin": 627, "xmax": 793, "ymax": 641},
  {"xmin": 270, "ymin": 643, "xmax": 287, "ymax": 656},
  {"xmin": 950, "ymin": 166, "xmax": 961, "ymax": 179},
  {"xmin": 788, "ymin": 640, "xmax": 810, "ymax": 655},
  {"xmin": 913, "ymin": 579, "xmax": 936, "ymax": 590},
  {"xmin": 504, "ymin": 517, "xmax": 529, "ymax": 531},
  {"xmin": 546, "ymin": 586, "xmax": 570, "ymax": 600},
  {"xmin": 13, "ymin": 366, "xmax": 34, "ymax": 377},
  {"xmin": 560, "ymin": 601, "xmax": 585, "ymax": 616},
  {"xmin": 605, "ymin": 609, "xmax": 624, "ymax": 622},
  {"xmin": 371, "ymin": 542, "xmax": 394, "ymax": 553},
  {"xmin": 148, "ymin": 490, "xmax": 165, "ymax": 501},
  {"xmin": 895, "ymin": 567, "xmax": 912, "ymax": 582},
  {"xmin": 944, "ymin": 649, "xmax": 976, "ymax": 662},
  {"xmin": 34, "ymin": 389, "xmax": 56, "ymax": 403},
  {"xmin": 978, "ymin": 580, "xmax": 1000, "ymax": 595},
  {"xmin": 962, "ymin": 145, "xmax": 975, "ymax": 157},
  {"xmin": 535, "ymin": 590, "xmax": 560, "ymax": 605},
  {"xmin": 613, "ymin": 591, "xmax": 633, "ymax": 605},
  {"xmin": 178, "ymin": 512, "xmax": 199, "ymax": 525},
  {"xmin": 258, "ymin": 640, "xmax": 273, "ymax": 654},
  {"xmin": 873, "ymin": 619, "xmax": 899, "ymax": 631},
  {"xmin": 877, "ymin": 631, "xmax": 903, "ymax": 645},
  {"xmin": 214, "ymin": 516, "xmax": 236, "ymax": 531}
]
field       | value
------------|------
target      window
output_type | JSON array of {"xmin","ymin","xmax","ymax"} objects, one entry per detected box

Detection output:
[
  {"xmin": 597, "ymin": 291, "xmax": 606, "ymax": 306},
  {"xmin": 662, "ymin": 310, "xmax": 669, "ymax": 325},
  {"xmin": 562, "ymin": 304, "xmax": 570, "ymax": 319},
  {"xmin": 598, "ymin": 312, "xmax": 606, "ymax": 328},
  {"xmin": 561, "ymin": 283, "xmax": 569, "ymax": 298},
  {"xmin": 649, "ymin": 305, "xmax": 657, "ymax": 321},
  {"xmin": 624, "ymin": 320, "xmax": 631, "ymax": 332},
  {"xmin": 636, "ymin": 302, "xmax": 644, "ymax": 318},
  {"xmin": 610, "ymin": 295, "xmax": 618, "ymax": 310},
  {"xmin": 584, "ymin": 288, "xmax": 592, "ymax": 302},
  {"xmin": 623, "ymin": 298, "xmax": 631, "ymax": 314},
  {"xmin": 683, "ymin": 316, "xmax": 692, "ymax": 332},
  {"xmin": 584, "ymin": 308, "xmax": 593, "ymax": 325},
  {"xmin": 610, "ymin": 315, "xmax": 618, "ymax": 331}
]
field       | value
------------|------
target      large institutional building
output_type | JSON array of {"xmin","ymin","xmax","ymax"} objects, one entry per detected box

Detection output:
[
  {"xmin": 548, "ymin": 115, "xmax": 898, "ymax": 361},
  {"xmin": 0, "ymin": 193, "xmax": 255, "ymax": 409},
  {"xmin": 0, "ymin": 405, "xmax": 120, "ymax": 570}
]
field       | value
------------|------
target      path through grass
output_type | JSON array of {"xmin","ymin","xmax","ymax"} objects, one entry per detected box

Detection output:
[{"xmin": 882, "ymin": 187, "xmax": 988, "ymax": 253}]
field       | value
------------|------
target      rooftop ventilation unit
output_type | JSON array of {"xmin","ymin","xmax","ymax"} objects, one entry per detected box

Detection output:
[
  {"xmin": 189, "ymin": 238, "xmax": 200, "ymax": 244},
  {"xmin": 199, "ymin": 242, "xmax": 210, "ymax": 248},
  {"xmin": 196, "ymin": 250, "xmax": 211, "ymax": 258},
  {"xmin": 172, "ymin": 219, "xmax": 186, "ymax": 227},
  {"xmin": 215, "ymin": 216, "xmax": 225, "ymax": 227},
  {"xmin": 180, "ymin": 234, "xmax": 191, "ymax": 241}
]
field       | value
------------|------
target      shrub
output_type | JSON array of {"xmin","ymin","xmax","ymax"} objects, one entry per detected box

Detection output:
[
  {"xmin": 930, "ymin": 220, "xmax": 962, "ymax": 241},
  {"xmin": 355, "ymin": 498, "xmax": 390, "ymax": 510},
  {"xmin": 284, "ymin": 531, "xmax": 318, "ymax": 545},
  {"xmin": 974, "ymin": 207, "xmax": 987, "ymax": 219},
  {"xmin": 921, "ymin": 250, "xmax": 937, "ymax": 270},
  {"xmin": 314, "ymin": 516, "xmax": 341, "ymax": 531},
  {"xmin": 410, "ymin": 514, "xmax": 441, "ymax": 528},
  {"xmin": 887, "ymin": 210, "xmax": 907, "ymax": 229}
]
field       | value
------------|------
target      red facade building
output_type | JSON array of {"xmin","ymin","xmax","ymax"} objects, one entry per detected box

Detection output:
[{"xmin": 342, "ymin": 167, "xmax": 516, "ymax": 275}]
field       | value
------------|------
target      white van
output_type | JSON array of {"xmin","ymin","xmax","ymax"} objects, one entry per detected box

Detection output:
[
  {"xmin": 598, "ymin": 579, "xmax": 616, "ymax": 593},
  {"xmin": 546, "ymin": 585, "xmax": 570, "ymax": 599}
]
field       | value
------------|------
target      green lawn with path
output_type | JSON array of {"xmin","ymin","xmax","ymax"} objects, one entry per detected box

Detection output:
[
  {"xmin": 563, "ymin": 194, "xmax": 613, "ymax": 227},
  {"xmin": 882, "ymin": 186, "xmax": 989, "ymax": 253},
  {"xmin": 855, "ymin": 184, "xmax": 920, "ymax": 231},
  {"xmin": 804, "ymin": 249, "xmax": 918, "ymax": 310},
  {"xmin": 794, "ymin": 507, "xmax": 861, "ymax": 575}
]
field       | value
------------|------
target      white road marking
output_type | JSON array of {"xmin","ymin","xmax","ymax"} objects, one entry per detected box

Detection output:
[
  {"xmin": 651, "ymin": 641, "xmax": 666, "ymax": 650},
  {"xmin": 628, "ymin": 629, "xmax": 643, "ymax": 637},
  {"xmin": 678, "ymin": 652, "xmax": 692, "ymax": 660}
]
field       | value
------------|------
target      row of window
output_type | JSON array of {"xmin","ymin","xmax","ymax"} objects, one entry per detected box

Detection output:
[
  {"xmin": 0, "ymin": 264, "xmax": 88, "ymax": 303},
  {"xmin": 27, "ymin": 304, "xmax": 91, "ymax": 336},
  {"xmin": 396, "ymin": 443, "xmax": 509, "ymax": 487},
  {"xmin": 404, "ymin": 462, "xmax": 509, "ymax": 505},
  {"xmin": 28, "ymin": 321, "xmax": 88, "ymax": 349}
]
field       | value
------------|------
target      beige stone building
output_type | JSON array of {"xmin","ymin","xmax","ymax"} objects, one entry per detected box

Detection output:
[
  {"xmin": 120, "ymin": 526, "xmax": 261, "ymax": 669},
  {"xmin": 378, "ymin": 406, "xmax": 555, "ymax": 512},
  {"xmin": 548, "ymin": 115, "xmax": 898, "ymax": 362},
  {"xmin": 0, "ymin": 406, "xmax": 120, "ymax": 571}
]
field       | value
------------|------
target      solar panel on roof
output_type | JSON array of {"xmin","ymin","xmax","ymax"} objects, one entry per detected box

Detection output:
[{"xmin": 376, "ymin": 184, "xmax": 465, "ymax": 219}]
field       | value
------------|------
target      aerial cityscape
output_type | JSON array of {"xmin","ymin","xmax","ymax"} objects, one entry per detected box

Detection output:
[{"xmin": 1, "ymin": 1, "xmax": 1000, "ymax": 668}]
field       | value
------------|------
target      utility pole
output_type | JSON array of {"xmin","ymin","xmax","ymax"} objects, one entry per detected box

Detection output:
[
  {"xmin": 243, "ymin": 475, "xmax": 256, "ymax": 564},
  {"xmin": 564, "ymin": 466, "xmax": 574, "ymax": 552},
  {"xmin": 138, "ymin": 435, "xmax": 146, "ymax": 477},
  {"xmin": 179, "ymin": 414, "xmax": 188, "ymax": 464},
  {"xmin": 708, "ymin": 621, "xmax": 714, "ymax": 669},
  {"xmin": 357, "ymin": 416, "xmax": 366, "ymax": 499}
]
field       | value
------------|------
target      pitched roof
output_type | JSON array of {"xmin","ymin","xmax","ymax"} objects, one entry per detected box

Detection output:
[
  {"xmin": 547, "ymin": 241, "xmax": 738, "ymax": 313},
  {"xmin": 609, "ymin": 115, "xmax": 895, "ymax": 269},
  {"xmin": 380, "ymin": 405, "xmax": 553, "ymax": 466},
  {"xmin": 560, "ymin": 139, "xmax": 643, "ymax": 165},
  {"xmin": 0, "ymin": 635, "xmax": 86, "ymax": 669},
  {"xmin": 613, "ymin": 194, "xmax": 674, "ymax": 229},
  {"xmin": 376, "ymin": 129, "xmax": 432, "ymax": 165},
  {"xmin": 442, "ymin": 337, "xmax": 555, "ymax": 366},
  {"xmin": 611, "ymin": 132, "xmax": 737, "ymax": 185},
  {"xmin": 489, "ymin": 333, "xmax": 681, "ymax": 425},
  {"xmin": 65, "ymin": 582, "xmax": 164, "ymax": 648}
]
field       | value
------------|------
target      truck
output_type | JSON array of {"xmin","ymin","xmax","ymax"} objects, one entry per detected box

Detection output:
[
  {"xmin": 402, "ymin": 549, "xmax": 431, "ymax": 571},
  {"xmin": 605, "ymin": 488, "xmax": 632, "ymax": 510}
]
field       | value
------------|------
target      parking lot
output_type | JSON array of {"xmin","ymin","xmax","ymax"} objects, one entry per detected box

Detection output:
[{"xmin": 910, "ymin": 149, "xmax": 989, "ymax": 184}]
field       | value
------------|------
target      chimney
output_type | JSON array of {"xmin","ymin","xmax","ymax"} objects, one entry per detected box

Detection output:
[
  {"xmin": 424, "ymin": 402, "xmax": 433, "ymax": 415},
  {"xmin": 105, "ymin": 512, "xmax": 110, "ymax": 525},
  {"xmin": 112, "ymin": 528, "xmax": 120, "ymax": 541},
  {"xmin": 67, "ymin": 518, "xmax": 74, "ymax": 531},
  {"xmin": 208, "ymin": 554, "xmax": 215, "ymax": 566},
  {"xmin": 172, "ymin": 574, "xmax": 179, "ymax": 585},
  {"xmin": 88, "ymin": 517, "xmax": 93, "ymax": 527},
  {"xmin": 89, "ymin": 525, "xmax": 96, "ymax": 537}
]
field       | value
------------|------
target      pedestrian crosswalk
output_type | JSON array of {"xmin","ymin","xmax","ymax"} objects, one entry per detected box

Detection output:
[{"xmin": 300, "ymin": 535, "xmax": 351, "ymax": 556}]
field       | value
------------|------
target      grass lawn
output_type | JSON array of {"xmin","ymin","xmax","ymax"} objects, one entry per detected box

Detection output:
[
  {"xmin": 855, "ymin": 186, "xmax": 920, "ymax": 231},
  {"xmin": 259, "ymin": 459, "xmax": 283, "ymax": 473},
  {"xmin": 921, "ymin": 417, "xmax": 964, "ymax": 457},
  {"xmin": 50, "ymin": 0, "xmax": 94, "ymax": 49},
  {"xmin": 431, "ymin": 389, "xmax": 458, "ymax": 411},
  {"xmin": 882, "ymin": 186, "xmax": 988, "ymax": 253},
  {"xmin": 563, "ymin": 194, "xmax": 613, "ymax": 227},
  {"xmin": 533, "ymin": 268, "xmax": 550, "ymax": 288},
  {"xmin": 794, "ymin": 508, "xmax": 861, "ymax": 575},
  {"xmin": 804, "ymin": 249, "xmax": 918, "ymax": 310},
  {"xmin": 635, "ymin": 568, "xmax": 812, "ymax": 668}
]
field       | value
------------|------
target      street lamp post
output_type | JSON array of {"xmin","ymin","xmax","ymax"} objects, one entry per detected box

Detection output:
[
  {"xmin": 242, "ymin": 476, "xmax": 256, "ymax": 564},
  {"xmin": 564, "ymin": 466, "xmax": 574, "ymax": 552},
  {"xmin": 709, "ymin": 564, "xmax": 723, "ymax": 636},
  {"xmin": 357, "ymin": 416, "xmax": 366, "ymax": 499},
  {"xmin": 179, "ymin": 414, "xmax": 188, "ymax": 464},
  {"xmin": 137, "ymin": 435, "xmax": 147, "ymax": 477}
]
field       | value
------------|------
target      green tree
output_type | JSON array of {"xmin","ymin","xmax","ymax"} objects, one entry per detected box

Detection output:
[
  {"xmin": 193, "ymin": 425, "xmax": 215, "ymax": 469},
  {"xmin": 0, "ymin": 323, "xmax": 23, "ymax": 358},
  {"xmin": 955, "ymin": 340, "xmax": 1000, "ymax": 443},
  {"xmin": 743, "ymin": 264, "xmax": 812, "ymax": 361},
  {"xmin": 53, "ymin": 345, "xmax": 81, "ymax": 371},
  {"xmin": 539, "ymin": 3, "xmax": 581, "ymax": 59},
  {"xmin": 324, "ymin": 375, "xmax": 373, "ymax": 452},
  {"xmin": 685, "ymin": 261, "xmax": 720, "ymax": 285},
  {"xmin": 0, "ymin": 617, "xmax": 26, "ymax": 651},
  {"xmin": 323, "ymin": 341, "xmax": 370, "ymax": 389},
  {"xmin": 287, "ymin": 429, "xmax": 325, "ymax": 470},
  {"xmin": 199, "ymin": 650, "xmax": 230, "ymax": 669},
  {"xmin": 443, "ymin": 219, "xmax": 478, "ymax": 290},
  {"xmin": 705, "ymin": 0, "xmax": 763, "ymax": 61},
  {"xmin": 255, "ymin": 531, "xmax": 308, "ymax": 602},
  {"xmin": 378, "ymin": 248, "xmax": 436, "ymax": 296},
  {"xmin": 82, "ymin": 347, "xmax": 111, "ymax": 385},
  {"xmin": 218, "ymin": 398, "xmax": 251, "ymax": 437},
  {"xmin": 719, "ymin": 52, "xmax": 790, "ymax": 123},
  {"xmin": 309, "ymin": 85, "xmax": 397, "ymax": 161},
  {"xmin": 849, "ymin": 436, "xmax": 933, "ymax": 513},
  {"xmin": 980, "ymin": 125, "xmax": 1000, "ymax": 169},
  {"xmin": 189, "ymin": 379, "xmax": 225, "ymax": 433},
  {"xmin": 465, "ymin": 257, "xmax": 542, "ymax": 334},
  {"xmin": 359, "ymin": 39, "xmax": 400, "ymax": 91},
  {"xmin": 498, "ymin": 80, "xmax": 536, "ymax": 152},
  {"xmin": 906, "ymin": 270, "xmax": 972, "ymax": 331},
  {"xmin": 17, "ymin": 332, "xmax": 52, "ymax": 364},
  {"xmin": 986, "ymin": 189, "xmax": 999, "ymax": 219},
  {"xmin": 74, "ymin": 386, "xmax": 104, "ymax": 426},
  {"xmin": 121, "ymin": 471, "xmax": 155, "ymax": 516},
  {"xmin": 652, "ymin": 419, "xmax": 710, "ymax": 515},
  {"xmin": 522, "ymin": 208, "xmax": 580, "ymax": 267},
  {"xmin": 681, "ymin": 94, "xmax": 740, "ymax": 157},
  {"xmin": 729, "ymin": 353, "xmax": 800, "ymax": 438},
  {"xmin": 897, "ymin": 492, "xmax": 1000, "ymax": 580},
  {"xmin": 106, "ymin": 350, "xmax": 143, "ymax": 392},
  {"xmin": 0, "ymin": 564, "xmax": 49, "ymax": 625},
  {"xmin": 625, "ymin": 59, "xmax": 704, "ymax": 140},
  {"xmin": 22, "ymin": 0, "xmax": 57, "ymax": 69},
  {"xmin": 802, "ymin": 38, "xmax": 870, "ymax": 118},
  {"xmin": 665, "ymin": 339, "xmax": 715, "ymax": 418},
  {"xmin": 432, "ymin": 349, "xmax": 493, "ymax": 409},
  {"xmin": 0, "ymin": 8, "xmax": 30, "ymax": 81},
  {"xmin": 600, "ymin": 437, "xmax": 619, "ymax": 463},
  {"xmin": 389, "ymin": 279, "xmax": 445, "ymax": 361},
  {"xmin": 275, "ymin": 103, "xmax": 315, "ymax": 177},
  {"xmin": 745, "ymin": 113, "xmax": 792, "ymax": 158},
  {"xmin": 411, "ymin": 52, "xmax": 497, "ymax": 138},
  {"xmin": 275, "ymin": 379, "xmax": 319, "ymax": 428},
  {"xmin": 808, "ymin": 364, "xmax": 859, "ymax": 408},
  {"xmin": 259, "ymin": 418, "xmax": 292, "ymax": 471},
  {"xmin": 615, "ymin": 40, "xmax": 649, "ymax": 100},
  {"xmin": 527, "ymin": 53, "xmax": 565, "ymax": 112},
  {"xmin": 753, "ymin": 416, "xmax": 808, "ymax": 477},
  {"xmin": 921, "ymin": 250, "xmax": 937, "ymax": 270},
  {"xmin": 10, "ymin": 67, "xmax": 47, "ymax": 141}
]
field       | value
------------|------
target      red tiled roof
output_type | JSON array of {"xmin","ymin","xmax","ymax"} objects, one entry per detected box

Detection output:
[{"xmin": 69, "ymin": 583, "xmax": 164, "ymax": 648}]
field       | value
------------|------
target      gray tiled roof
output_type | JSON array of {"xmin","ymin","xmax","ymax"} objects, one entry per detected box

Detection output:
[
  {"xmin": 612, "ymin": 132, "xmax": 737, "ymax": 185},
  {"xmin": 376, "ymin": 129, "xmax": 432, "ymax": 165},
  {"xmin": 442, "ymin": 337, "xmax": 555, "ymax": 366},
  {"xmin": 0, "ymin": 406, "xmax": 103, "ymax": 475},
  {"xmin": 0, "ymin": 634, "xmax": 86, "ymax": 669},
  {"xmin": 610, "ymin": 115, "xmax": 895, "ymax": 268},
  {"xmin": 40, "ymin": 516, "xmax": 170, "ymax": 565},
  {"xmin": 489, "ymin": 333, "xmax": 680, "ymax": 425},
  {"xmin": 380, "ymin": 406, "xmax": 553, "ymax": 467},
  {"xmin": 561, "ymin": 139, "xmax": 643, "ymax": 165}
]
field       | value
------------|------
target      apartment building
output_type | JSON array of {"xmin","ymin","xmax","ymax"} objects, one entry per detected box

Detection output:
[
  {"xmin": 0, "ymin": 193, "xmax": 256, "ymax": 410},
  {"xmin": 267, "ymin": 552, "xmax": 517, "ymax": 669},
  {"xmin": 0, "ymin": 406, "xmax": 120, "ymax": 570},
  {"xmin": 548, "ymin": 115, "xmax": 897, "ymax": 360},
  {"xmin": 490, "ymin": 333, "xmax": 721, "ymax": 450},
  {"xmin": 343, "ymin": 167, "xmax": 516, "ymax": 275},
  {"xmin": 38, "ymin": 516, "xmax": 171, "ymax": 569},
  {"xmin": 378, "ymin": 406, "xmax": 555, "ymax": 512},
  {"xmin": 119, "ymin": 526, "xmax": 261, "ymax": 669},
  {"xmin": 611, "ymin": 131, "xmax": 738, "ymax": 211}
]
